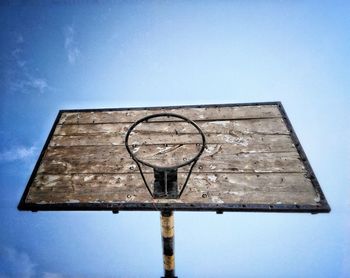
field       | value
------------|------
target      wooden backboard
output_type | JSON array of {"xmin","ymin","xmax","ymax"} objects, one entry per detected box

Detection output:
[{"xmin": 18, "ymin": 102, "xmax": 330, "ymax": 213}]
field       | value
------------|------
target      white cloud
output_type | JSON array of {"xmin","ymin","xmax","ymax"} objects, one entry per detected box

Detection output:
[
  {"xmin": 5, "ymin": 33, "xmax": 54, "ymax": 95},
  {"xmin": 0, "ymin": 246, "xmax": 36, "ymax": 278},
  {"xmin": 32, "ymin": 78, "xmax": 49, "ymax": 94},
  {"xmin": 64, "ymin": 25, "xmax": 80, "ymax": 65},
  {"xmin": 17, "ymin": 60, "xmax": 27, "ymax": 68},
  {"xmin": 42, "ymin": 272, "xmax": 65, "ymax": 278},
  {"xmin": 0, "ymin": 146, "xmax": 37, "ymax": 162},
  {"xmin": 11, "ymin": 47, "xmax": 22, "ymax": 59},
  {"xmin": 0, "ymin": 246, "xmax": 65, "ymax": 278},
  {"xmin": 9, "ymin": 76, "xmax": 50, "ymax": 95},
  {"xmin": 16, "ymin": 34, "xmax": 24, "ymax": 44}
]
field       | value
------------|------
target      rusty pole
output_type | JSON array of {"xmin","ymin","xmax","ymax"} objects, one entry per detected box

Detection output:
[{"xmin": 160, "ymin": 210, "xmax": 176, "ymax": 278}]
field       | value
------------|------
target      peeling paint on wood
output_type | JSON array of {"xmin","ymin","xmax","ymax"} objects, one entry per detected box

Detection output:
[
  {"xmin": 38, "ymin": 145, "xmax": 304, "ymax": 174},
  {"xmin": 49, "ymin": 133, "xmax": 294, "ymax": 147},
  {"xmin": 58, "ymin": 105, "xmax": 282, "ymax": 125},
  {"xmin": 26, "ymin": 173, "xmax": 318, "ymax": 205},
  {"xmin": 54, "ymin": 118, "xmax": 289, "ymax": 136}
]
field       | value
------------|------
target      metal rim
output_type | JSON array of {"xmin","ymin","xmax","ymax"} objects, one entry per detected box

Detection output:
[{"xmin": 125, "ymin": 113, "xmax": 206, "ymax": 170}]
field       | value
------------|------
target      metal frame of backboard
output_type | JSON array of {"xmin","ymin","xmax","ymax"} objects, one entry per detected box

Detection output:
[{"xmin": 18, "ymin": 102, "xmax": 330, "ymax": 214}]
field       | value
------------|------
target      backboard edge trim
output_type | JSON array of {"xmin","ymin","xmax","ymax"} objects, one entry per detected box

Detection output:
[
  {"xmin": 58, "ymin": 101, "xmax": 282, "ymax": 113},
  {"xmin": 18, "ymin": 202, "xmax": 330, "ymax": 213},
  {"xmin": 277, "ymin": 103, "xmax": 331, "ymax": 212},
  {"xmin": 17, "ymin": 110, "xmax": 63, "ymax": 211}
]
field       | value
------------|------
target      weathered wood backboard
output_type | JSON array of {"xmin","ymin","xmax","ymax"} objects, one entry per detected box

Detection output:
[{"xmin": 18, "ymin": 102, "xmax": 330, "ymax": 213}]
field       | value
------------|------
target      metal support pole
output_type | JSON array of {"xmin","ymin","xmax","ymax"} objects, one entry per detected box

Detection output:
[{"xmin": 160, "ymin": 210, "xmax": 176, "ymax": 278}]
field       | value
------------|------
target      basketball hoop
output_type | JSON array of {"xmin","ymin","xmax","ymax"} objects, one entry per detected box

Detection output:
[
  {"xmin": 18, "ymin": 103, "xmax": 331, "ymax": 278},
  {"xmin": 125, "ymin": 113, "xmax": 206, "ymax": 199}
]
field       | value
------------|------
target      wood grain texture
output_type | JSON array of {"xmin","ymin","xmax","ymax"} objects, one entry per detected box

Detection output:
[
  {"xmin": 24, "ymin": 104, "xmax": 322, "ymax": 208},
  {"xmin": 38, "ymin": 149, "xmax": 304, "ymax": 174},
  {"xmin": 26, "ymin": 173, "xmax": 318, "ymax": 205},
  {"xmin": 54, "ymin": 118, "xmax": 289, "ymax": 136},
  {"xmin": 58, "ymin": 105, "xmax": 282, "ymax": 124},
  {"xmin": 49, "ymin": 133, "xmax": 294, "ymax": 147},
  {"xmin": 41, "ymin": 142, "xmax": 297, "ymax": 170}
]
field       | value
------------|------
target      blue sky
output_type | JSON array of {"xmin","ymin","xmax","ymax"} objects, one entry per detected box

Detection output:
[{"xmin": 0, "ymin": 1, "xmax": 349, "ymax": 277}]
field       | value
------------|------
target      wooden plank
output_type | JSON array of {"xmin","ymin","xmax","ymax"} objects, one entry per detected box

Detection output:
[
  {"xmin": 41, "ymin": 142, "xmax": 297, "ymax": 172},
  {"xmin": 26, "ymin": 173, "xmax": 319, "ymax": 205},
  {"xmin": 54, "ymin": 118, "xmax": 289, "ymax": 136},
  {"xmin": 43, "ymin": 143, "xmax": 296, "ymax": 162},
  {"xmin": 58, "ymin": 105, "xmax": 282, "ymax": 124},
  {"xmin": 37, "ymin": 150, "xmax": 305, "ymax": 174},
  {"xmin": 49, "ymin": 133, "xmax": 294, "ymax": 147}
]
